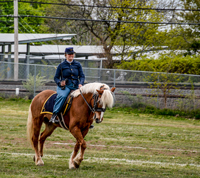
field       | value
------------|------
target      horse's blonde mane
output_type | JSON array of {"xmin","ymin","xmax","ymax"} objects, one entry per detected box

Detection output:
[{"xmin": 71, "ymin": 82, "xmax": 114, "ymax": 108}]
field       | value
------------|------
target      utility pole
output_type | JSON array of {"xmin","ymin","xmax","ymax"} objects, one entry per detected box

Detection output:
[{"xmin": 14, "ymin": 0, "xmax": 18, "ymax": 81}]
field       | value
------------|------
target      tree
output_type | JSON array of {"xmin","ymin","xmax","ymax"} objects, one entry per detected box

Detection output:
[
  {"xmin": 0, "ymin": 1, "xmax": 47, "ymax": 33},
  {"xmin": 148, "ymin": 72, "xmax": 181, "ymax": 108},
  {"xmin": 115, "ymin": 0, "xmax": 164, "ymax": 62},
  {"xmin": 178, "ymin": 0, "xmax": 200, "ymax": 55},
  {"xmin": 0, "ymin": 1, "xmax": 14, "ymax": 33},
  {"xmin": 22, "ymin": 73, "xmax": 45, "ymax": 99},
  {"xmin": 44, "ymin": 0, "xmax": 163, "ymax": 68},
  {"xmin": 158, "ymin": 0, "xmax": 200, "ymax": 55},
  {"xmin": 44, "ymin": 0, "xmax": 95, "ymax": 45}
]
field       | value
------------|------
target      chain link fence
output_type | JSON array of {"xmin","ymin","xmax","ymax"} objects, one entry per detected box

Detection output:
[
  {"xmin": 2, "ymin": 61, "xmax": 200, "ymax": 84},
  {"xmin": 1, "ymin": 61, "xmax": 200, "ymax": 110}
]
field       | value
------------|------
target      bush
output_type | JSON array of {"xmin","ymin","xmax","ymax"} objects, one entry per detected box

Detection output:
[
  {"xmin": 22, "ymin": 74, "xmax": 45, "ymax": 98},
  {"xmin": 116, "ymin": 54, "xmax": 200, "ymax": 75},
  {"xmin": 109, "ymin": 104, "xmax": 200, "ymax": 120}
]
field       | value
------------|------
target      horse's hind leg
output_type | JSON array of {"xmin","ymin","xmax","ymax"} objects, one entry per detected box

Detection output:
[
  {"xmin": 32, "ymin": 117, "xmax": 44, "ymax": 166},
  {"xmin": 39, "ymin": 121, "xmax": 56, "ymax": 157}
]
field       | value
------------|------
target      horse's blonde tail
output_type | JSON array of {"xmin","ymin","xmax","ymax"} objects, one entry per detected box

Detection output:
[{"xmin": 27, "ymin": 103, "xmax": 34, "ymax": 148}]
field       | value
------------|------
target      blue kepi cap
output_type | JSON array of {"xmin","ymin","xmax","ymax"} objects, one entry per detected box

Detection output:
[{"xmin": 65, "ymin": 47, "xmax": 75, "ymax": 54}]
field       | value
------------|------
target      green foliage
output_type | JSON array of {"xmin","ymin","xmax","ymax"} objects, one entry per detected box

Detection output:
[
  {"xmin": 117, "ymin": 54, "xmax": 200, "ymax": 75},
  {"xmin": 44, "ymin": 0, "xmax": 164, "ymax": 68},
  {"xmin": 164, "ymin": 27, "xmax": 200, "ymax": 55},
  {"xmin": 0, "ymin": 1, "xmax": 13, "ymax": 33},
  {"xmin": 22, "ymin": 74, "xmax": 45, "ymax": 96},
  {"xmin": 1, "ymin": 97, "xmax": 31, "ymax": 103},
  {"xmin": 178, "ymin": 0, "xmax": 200, "ymax": 40},
  {"xmin": 184, "ymin": 40, "xmax": 200, "ymax": 56},
  {"xmin": 0, "ymin": 1, "xmax": 47, "ymax": 33},
  {"xmin": 110, "ymin": 105, "xmax": 200, "ymax": 119},
  {"xmin": 114, "ymin": 0, "xmax": 164, "ymax": 61},
  {"xmin": 163, "ymin": 0, "xmax": 200, "ymax": 54}
]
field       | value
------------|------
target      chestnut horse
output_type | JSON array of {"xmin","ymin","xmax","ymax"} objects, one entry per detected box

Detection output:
[{"xmin": 27, "ymin": 82, "xmax": 115, "ymax": 169}]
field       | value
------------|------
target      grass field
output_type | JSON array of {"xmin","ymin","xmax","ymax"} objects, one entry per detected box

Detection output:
[{"xmin": 0, "ymin": 99, "xmax": 200, "ymax": 178}]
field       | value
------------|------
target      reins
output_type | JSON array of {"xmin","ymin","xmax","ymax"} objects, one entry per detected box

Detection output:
[{"xmin": 80, "ymin": 89, "xmax": 95, "ymax": 113}]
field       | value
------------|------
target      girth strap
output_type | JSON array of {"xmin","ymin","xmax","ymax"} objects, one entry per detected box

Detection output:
[{"xmin": 57, "ymin": 113, "xmax": 69, "ymax": 130}]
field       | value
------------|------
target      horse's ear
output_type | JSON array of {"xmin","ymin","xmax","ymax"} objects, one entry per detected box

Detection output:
[
  {"xmin": 100, "ymin": 85, "xmax": 105, "ymax": 90},
  {"xmin": 96, "ymin": 89, "xmax": 104, "ymax": 95},
  {"xmin": 111, "ymin": 87, "xmax": 116, "ymax": 92}
]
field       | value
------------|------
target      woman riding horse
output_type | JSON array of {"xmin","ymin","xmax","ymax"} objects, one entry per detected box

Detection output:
[
  {"xmin": 27, "ymin": 82, "xmax": 115, "ymax": 169},
  {"xmin": 50, "ymin": 47, "xmax": 85, "ymax": 124}
]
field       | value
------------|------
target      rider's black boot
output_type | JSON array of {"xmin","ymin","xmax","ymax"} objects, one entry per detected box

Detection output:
[{"xmin": 89, "ymin": 124, "xmax": 94, "ymax": 129}]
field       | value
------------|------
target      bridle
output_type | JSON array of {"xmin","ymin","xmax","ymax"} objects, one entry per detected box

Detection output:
[{"xmin": 80, "ymin": 89, "xmax": 106, "ymax": 120}]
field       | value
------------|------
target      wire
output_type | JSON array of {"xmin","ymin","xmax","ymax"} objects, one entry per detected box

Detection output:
[
  {"xmin": 0, "ymin": 15, "xmax": 199, "ymax": 25},
  {"xmin": 18, "ymin": 18, "xmax": 66, "ymax": 63},
  {"xmin": 0, "ymin": 0, "xmax": 199, "ymax": 12}
]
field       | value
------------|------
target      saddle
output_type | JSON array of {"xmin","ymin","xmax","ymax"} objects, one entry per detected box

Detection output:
[{"xmin": 40, "ymin": 92, "xmax": 73, "ymax": 116}]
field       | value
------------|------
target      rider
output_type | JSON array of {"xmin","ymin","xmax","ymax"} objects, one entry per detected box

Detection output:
[{"xmin": 49, "ymin": 47, "xmax": 85, "ymax": 124}]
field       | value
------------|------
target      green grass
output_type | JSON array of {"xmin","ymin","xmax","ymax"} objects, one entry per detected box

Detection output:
[
  {"xmin": 0, "ymin": 100, "xmax": 200, "ymax": 177},
  {"xmin": 112, "ymin": 105, "xmax": 200, "ymax": 119}
]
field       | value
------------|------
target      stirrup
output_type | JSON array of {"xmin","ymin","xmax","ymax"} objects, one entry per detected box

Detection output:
[
  {"xmin": 89, "ymin": 125, "xmax": 94, "ymax": 129},
  {"xmin": 49, "ymin": 114, "xmax": 59, "ymax": 124}
]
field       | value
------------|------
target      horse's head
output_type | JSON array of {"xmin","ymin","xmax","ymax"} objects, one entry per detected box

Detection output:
[
  {"xmin": 93, "ymin": 87, "xmax": 116, "ymax": 124},
  {"xmin": 75, "ymin": 83, "xmax": 116, "ymax": 124}
]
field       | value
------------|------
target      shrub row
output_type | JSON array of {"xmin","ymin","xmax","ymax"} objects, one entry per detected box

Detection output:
[
  {"xmin": 109, "ymin": 106, "xmax": 200, "ymax": 119},
  {"xmin": 116, "ymin": 54, "xmax": 200, "ymax": 75}
]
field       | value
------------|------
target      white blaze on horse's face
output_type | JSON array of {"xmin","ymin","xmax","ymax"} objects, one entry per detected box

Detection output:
[
  {"xmin": 94, "ymin": 102, "xmax": 105, "ymax": 123},
  {"xmin": 100, "ymin": 111, "xmax": 104, "ymax": 121},
  {"xmin": 94, "ymin": 111, "xmax": 104, "ymax": 123},
  {"xmin": 94, "ymin": 88, "xmax": 108, "ymax": 123}
]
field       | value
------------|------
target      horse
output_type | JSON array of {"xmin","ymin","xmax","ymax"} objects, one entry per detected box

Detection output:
[{"xmin": 27, "ymin": 82, "xmax": 115, "ymax": 169}]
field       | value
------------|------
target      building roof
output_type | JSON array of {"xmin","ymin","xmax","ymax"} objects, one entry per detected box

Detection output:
[
  {"xmin": 2, "ymin": 44, "xmax": 168, "ymax": 59},
  {"xmin": 0, "ymin": 33, "xmax": 76, "ymax": 45},
  {"xmin": 2, "ymin": 44, "xmax": 107, "ymax": 58},
  {"xmin": 0, "ymin": 34, "xmax": 170, "ymax": 60}
]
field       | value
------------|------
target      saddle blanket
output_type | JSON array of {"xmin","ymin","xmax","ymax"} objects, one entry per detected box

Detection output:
[{"xmin": 40, "ymin": 93, "xmax": 73, "ymax": 115}]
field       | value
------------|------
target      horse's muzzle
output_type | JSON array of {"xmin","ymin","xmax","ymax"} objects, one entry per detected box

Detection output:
[{"xmin": 95, "ymin": 118, "xmax": 102, "ymax": 124}]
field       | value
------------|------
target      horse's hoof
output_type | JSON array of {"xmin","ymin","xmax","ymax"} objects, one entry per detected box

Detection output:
[
  {"xmin": 69, "ymin": 162, "xmax": 77, "ymax": 169},
  {"xmin": 73, "ymin": 161, "xmax": 80, "ymax": 169},
  {"xmin": 33, "ymin": 156, "xmax": 35, "ymax": 162},
  {"xmin": 36, "ymin": 160, "xmax": 44, "ymax": 166},
  {"xmin": 69, "ymin": 166, "xmax": 76, "ymax": 169},
  {"xmin": 36, "ymin": 163, "xmax": 44, "ymax": 166},
  {"xmin": 69, "ymin": 165, "xmax": 77, "ymax": 169}
]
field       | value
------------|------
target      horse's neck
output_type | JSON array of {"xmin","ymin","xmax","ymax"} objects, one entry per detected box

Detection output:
[{"xmin": 81, "ymin": 93, "xmax": 93, "ymax": 104}]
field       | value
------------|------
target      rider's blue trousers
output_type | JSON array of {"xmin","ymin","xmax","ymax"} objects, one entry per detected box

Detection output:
[{"xmin": 53, "ymin": 83, "xmax": 77, "ymax": 114}]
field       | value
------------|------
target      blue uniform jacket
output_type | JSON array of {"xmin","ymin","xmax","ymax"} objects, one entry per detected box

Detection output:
[{"xmin": 54, "ymin": 60, "xmax": 85, "ymax": 88}]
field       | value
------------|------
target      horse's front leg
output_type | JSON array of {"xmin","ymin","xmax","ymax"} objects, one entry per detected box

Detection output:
[
  {"xmin": 74, "ymin": 127, "xmax": 89, "ymax": 168},
  {"xmin": 69, "ymin": 141, "xmax": 80, "ymax": 169},
  {"xmin": 73, "ymin": 139, "xmax": 86, "ymax": 168},
  {"xmin": 69, "ymin": 127, "xmax": 88, "ymax": 169}
]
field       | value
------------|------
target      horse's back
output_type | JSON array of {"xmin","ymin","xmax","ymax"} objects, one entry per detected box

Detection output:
[{"xmin": 31, "ymin": 90, "xmax": 56, "ymax": 118}]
